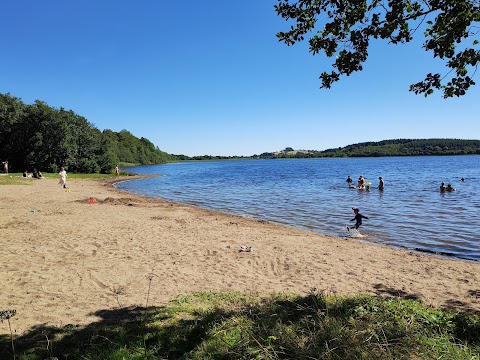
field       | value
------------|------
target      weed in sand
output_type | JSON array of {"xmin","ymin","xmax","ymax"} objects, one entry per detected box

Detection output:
[{"xmin": 1, "ymin": 309, "xmax": 17, "ymax": 360}]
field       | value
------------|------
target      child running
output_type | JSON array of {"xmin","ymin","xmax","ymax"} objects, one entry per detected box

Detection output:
[
  {"xmin": 347, "ymin": 207, "xmax": 369, "ymax": 231},
  {"xmin": 58, "ymin": 166, "xmax": 68, "ymax": 188}
]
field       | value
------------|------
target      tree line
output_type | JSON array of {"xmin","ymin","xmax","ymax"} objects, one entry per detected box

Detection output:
[
  {"xmin": 253, "ymin": 139, "xmax": 480, "ymax": 159},
  {"xmin": 0, "ymin": 93, "xmax": 174, "ymax": 173},
  {"xmin": 160, "ymin": 139, "xmax": 480, "ymax": 161}
]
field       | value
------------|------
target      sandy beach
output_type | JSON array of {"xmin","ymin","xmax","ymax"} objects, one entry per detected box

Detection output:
[{"xmin": 1, "ymin": 176, "xmax": 479, "ymax": 335}]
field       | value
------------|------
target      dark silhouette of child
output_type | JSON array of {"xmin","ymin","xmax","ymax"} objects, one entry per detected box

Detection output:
[{"xmin": 347, "ymin": 207, "xmax": 369, "ymax": 231}]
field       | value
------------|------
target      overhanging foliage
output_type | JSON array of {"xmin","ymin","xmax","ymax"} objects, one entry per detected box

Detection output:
[{"xmin": 276, "ymin": 0, "xmax": 480, "ymax": 97}]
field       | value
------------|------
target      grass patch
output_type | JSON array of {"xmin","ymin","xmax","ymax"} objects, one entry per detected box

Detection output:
[
  {"xmin": 1, "ymin": 291, "xmax": 479, "ymax": 359},
  {"xmin": 0, "ymin": 172, "xmax": 124, "ymax": 185},
  {"xmin": 0, "ymin": 174, "xmax": 35, "ymax": 185},
  {"xmin": 65, "ymin": 173, "xmax": 117, "ymax": 179}
]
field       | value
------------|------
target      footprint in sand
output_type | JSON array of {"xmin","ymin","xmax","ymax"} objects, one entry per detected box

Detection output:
[
  {"xmin": 88, "ymin": 273, "xmax": 108, "ymax": 289},
  {"xmin": 270, "ymin": 260, "xmax": 278, "ymax": 276},
  {"xmin": 467, "ymin": 289, "xmax": 480, "ymax": 298}
]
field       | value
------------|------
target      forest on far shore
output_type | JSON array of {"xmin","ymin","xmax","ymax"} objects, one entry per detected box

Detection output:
[
  {"xmin": 175, "ymin": 139, "xmax": 480, "ymax": 161},
  {"xmin": 249, "ymin": 139, "xmax": 480, "ymax": 160},
  {"xmin": 0, "ymin": 93, "xmax": 175, "ymax": 173}
]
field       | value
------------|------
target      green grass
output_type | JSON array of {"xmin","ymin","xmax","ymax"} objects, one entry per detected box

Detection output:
[
  {"xmin": 1, "ymin": 291, "xmax": 479, "ymax": 359},
  {"xmin": 0, "ymin": 174, "xmax": 36, "ymax": 185},
  {"xmin": 65, "ymin": 173, "xmax": 117, "ymax": 179},
  {"xmin": 0, "ymin": 172, "xmax": 126, "ymax": 185}
]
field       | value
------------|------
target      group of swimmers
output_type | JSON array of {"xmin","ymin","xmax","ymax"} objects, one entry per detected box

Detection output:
[
  {"xmin": 344, "ymin": 176, "xmax": 465, "ymax": 234},
  {"xmin": 440, "ymin": 182, "xmax": 456, "ymax": 192},
  {"xmin": 347, "ymin": 175, "xmax": 463, "ymax": 193},
  {"xmin": 346, "ymin": 175, "xmax": 384, "ymax": 191},
  {"xmin": 439, "ymin": 178, "xmax": 467, "ymax": 192}
]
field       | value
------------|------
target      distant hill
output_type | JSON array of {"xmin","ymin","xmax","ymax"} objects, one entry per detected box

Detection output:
[{"xmin": 254, "ymin": 139, "xmax": 480, "ymax": 159}]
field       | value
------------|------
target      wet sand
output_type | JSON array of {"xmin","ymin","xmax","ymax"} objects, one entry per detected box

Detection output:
[{"xmin": 1, "ymin": 176, "xmax": 479, "ymax": 335}]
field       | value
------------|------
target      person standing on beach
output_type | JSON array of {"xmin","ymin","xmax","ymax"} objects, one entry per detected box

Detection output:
[
  {"xmin": 347, "ymin": 207, "xmax": 369, "ymax": 231},
  {"xmin": 59, "ymin": 166, "xmax": 68, "ymax": 188},
  {"xmin": 115, "ymin": 164, "xmax": 120, "ymax": 177},
  {"xmin": 3, "ymin": 160, "xmax": 8, "ymax": 174}
]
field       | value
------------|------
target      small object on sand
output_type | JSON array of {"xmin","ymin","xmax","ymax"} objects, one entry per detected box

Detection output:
[
  {"xmin": 89, "ymin": 198, "xmax": 95, "ymax": 204},
  {"xmin": 31, "ymin": 210, "xmax": 37, "ymax": 213},
  {"xmin": 239, "ymin": 245, "xmax": 252, "ymax": 252}
]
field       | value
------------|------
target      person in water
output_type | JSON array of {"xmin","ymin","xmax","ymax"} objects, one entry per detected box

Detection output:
[
  {"xmin": 440, "ymin": 182, "xmax": 446, "ymax": 192},
  {"xmin": 346, "ymin": 176, "xmax": 353, "ymax": 184},
  {"xmin": 446, "ymin": 184, "xmax": 456, "ymax": 192},
  {"xmin": 358, "ymin": 176, "xmax": 364, "ymax": 188},
  {"xmin": 378, "ymin": 176, "xmax": 384, "ymax": 190},
  {"xmin": 347, "ymin": 207, "xmax": 369, "ymax": 231}
]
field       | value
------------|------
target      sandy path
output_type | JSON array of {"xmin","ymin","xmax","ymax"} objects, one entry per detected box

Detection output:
[{"xmin": 1, "ymin": 177, "xmax": 479, "ymax": 335}]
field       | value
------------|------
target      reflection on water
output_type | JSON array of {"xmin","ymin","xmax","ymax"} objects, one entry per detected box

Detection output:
[{"xmin": 118, "ymin": 156, "xmax": 480, "ymax": 261}]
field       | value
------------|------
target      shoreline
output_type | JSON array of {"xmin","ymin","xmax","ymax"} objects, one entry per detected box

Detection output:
[
  {"xmin": 114, "ymin": 175, "xmax": 478, "ymax": 264},
  {"xmin": 1, "ymin": 176, "xmax": 479, "ymax": 335}
]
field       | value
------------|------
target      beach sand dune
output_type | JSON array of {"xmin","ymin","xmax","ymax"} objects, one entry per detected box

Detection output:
[{"xmin": 1, "ymin": 177, "xmax": 479, "ymax": 335}]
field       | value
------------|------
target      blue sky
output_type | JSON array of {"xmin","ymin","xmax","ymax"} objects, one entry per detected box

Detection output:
[{"xmin": 1, "ymin": 1, "xmax": 478, "ymax": 156}]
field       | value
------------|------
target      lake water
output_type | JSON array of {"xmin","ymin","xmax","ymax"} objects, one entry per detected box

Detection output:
[{"xmin": 118, "ymin": 156, "xmax": 480, "ymax": 261}]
